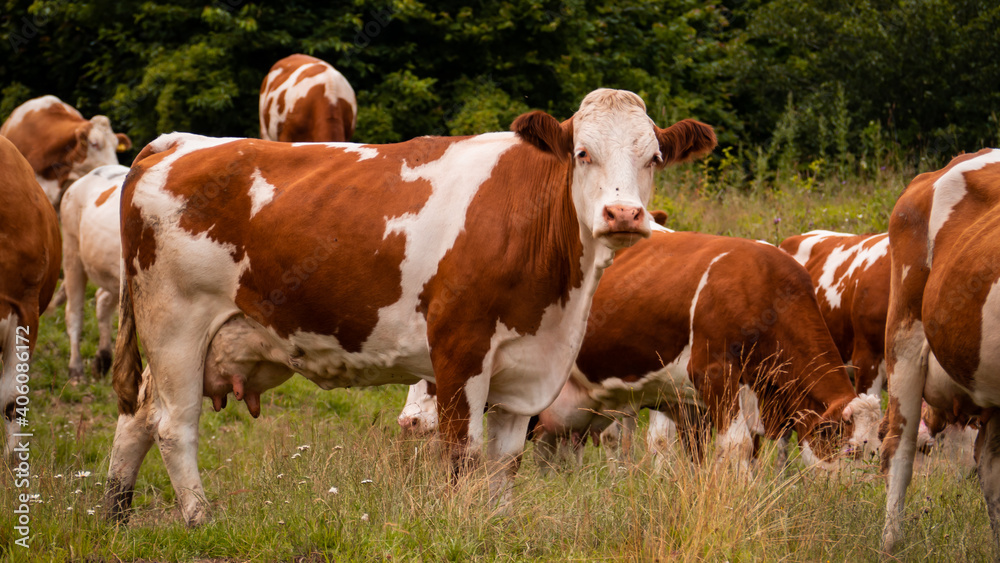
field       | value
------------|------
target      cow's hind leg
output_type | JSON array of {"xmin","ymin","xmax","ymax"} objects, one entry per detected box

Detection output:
[
  {"xmin": 976, "ymin": 410, "xmax": 1000, "ymax": 548},
  {"xmin": 104, "ymin": 368, "xmax": 155, "ymax": 523},
  {"xmin": 151, "ymin": 351, "xmax": 209, "ymax": 526},
  {"xmin": 93, "ymin": 288, "xmax": 116, "ymax": 376},
  {"xmin": 63, "ymin": 237, "xmax": 88, "ymax": 381}
]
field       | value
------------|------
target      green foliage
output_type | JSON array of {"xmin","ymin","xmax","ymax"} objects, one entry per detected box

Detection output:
[{"xmin": 0, "ymin": 0, "xmax": 997, "ymax": 177}]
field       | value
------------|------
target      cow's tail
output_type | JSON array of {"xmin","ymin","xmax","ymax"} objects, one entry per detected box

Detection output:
[{"xmin": 112, "ymin": 278, "xmax": 143, "ymax": 416}]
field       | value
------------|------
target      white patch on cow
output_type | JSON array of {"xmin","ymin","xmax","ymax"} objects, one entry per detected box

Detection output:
[
  {"xmin": 289, "ymin": 143, "xmax": 378, "ymax": 162},
  {"xmin": 900, "ymin": 265, "xmax": 911, "ymax": 285},
  {"xmin": 129, "ymin": 134, "xmax": 256, "ymax": 349},
  {"xmin": 972, "ymin": 277, "xmax": 1000, "ymax": 407},
  {"xmin": 247, "ymin": 169, "xmax": 276, "ymax": 218},
  {"xmin": 785, "ymin": 230, "xmax": 845, "ymax": 266},
  {"xmin": 359, "ymin": 133, "xmax": 517, "ymax": 371},
  {"xmin": 342, "ymin": 145, "xmax": 378, "ymax": 161},
  {"xmin": 650, "ymin": 222, "xmax": 673, "ymax": 234},
  {"xmin": 646, "ymin": 410, "xmax": 678, "ymax": 467},
  {"xmin": 815, "ymin": 234, "xmax": 888, "ymax": 310},
  {"xmin": 37, "ymin": 176, "xmax": 63, "ymax": 207},
  {"xmin": 928, "ymin": 149, "xmax": 1000, "ymax": 265},
  {"xmin": 866, "ymin": 360, "xmax": 887, "ymax": 398},
  {"xmin": 717, "ymin": 385, "xmax": 762, "ymax": 468},
  {"xmin": 798, "ymin": 441, "xmax": 836, "ymax": 472}
]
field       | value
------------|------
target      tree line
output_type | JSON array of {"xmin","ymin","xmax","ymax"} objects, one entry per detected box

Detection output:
[{"xmin": 2, "ymin": 0, "xmax": 998, "ymax": 183}]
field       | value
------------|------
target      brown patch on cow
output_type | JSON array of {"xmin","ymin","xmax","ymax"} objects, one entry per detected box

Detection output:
[
  {"xmin": 0, "ymin": 136, "xmax": 61, "ymax": 350},
  {"xmin": 278, "ymin": 85, "xmax": 352, "ymax": 142},
  {"xmin": 276, "ymin": 91, "xmax": 286, "ymax": 115},
  {"xmin": 294, "ymin": 62, "xmax": 327, "ymax": 84},
  {"xmin": 880, "ymin": 394, "xmax": 906, "ymax": 473},
  {"xmin": 94, "ymin": 186, "xmax": 117, "ymax": 207},
  {"xmin": 135, "ymin": 137, "xmax": 462, "ymax": 352},
  {"xmin": 0, "ymin": 99, "xmax": 89, "ymax": 188}
]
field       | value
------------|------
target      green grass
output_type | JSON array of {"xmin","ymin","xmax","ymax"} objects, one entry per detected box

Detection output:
[{"xmin": 1, "ymin": 169, "xmax": 994, "ymax": 562}]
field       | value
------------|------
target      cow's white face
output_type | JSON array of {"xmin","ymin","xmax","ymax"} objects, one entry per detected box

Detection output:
[
  {"xmin": 397, "ymin": 380, "xmax": 438, "ymax": 436},
  {"xmin": 512, "ymin": 89, "xmax": 715, "ymax": 253},
  {"xmin": 71, "ymin": 116, "xmax": 126, "ymax": 183},
  {"xmin": 570, "ymin": 90, "xmax": 659, "ymax": 250}
]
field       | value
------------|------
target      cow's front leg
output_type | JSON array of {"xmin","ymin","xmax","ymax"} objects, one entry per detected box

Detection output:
[
  {"xmin": 486, "ymin": 407, "xmax": 531, "ymax": 506},
  {"xmin": 436, "ymin": 373, "xmax": 489, "ymax": 480}
]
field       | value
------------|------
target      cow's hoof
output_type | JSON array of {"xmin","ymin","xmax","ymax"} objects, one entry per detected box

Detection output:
[
  {"xmin": 93, "ymin": 349, "xmax": 113, "ymax": 377},
  {"xmin": 68, "ymin": 366, "xmax": 84, "ymax": 382}
]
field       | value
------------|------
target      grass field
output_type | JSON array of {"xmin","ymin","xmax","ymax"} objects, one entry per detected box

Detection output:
[{"xmin": 1, "ymin": 166, "xmax": 995, "ymax": 562}]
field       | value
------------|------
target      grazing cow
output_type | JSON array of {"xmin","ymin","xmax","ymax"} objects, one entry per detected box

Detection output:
[
  {"xmin": 59, "ymin": 165, "xmax": 129, "ymax": 380},
  {"xmin": 780, "ymin": 231, "xmax": 889, "ymax": 396},
  {"xmin": 259, "ymin": 54, "xmax": 357, "ymax": 143},
  {"xmin": 401, "ymin": 227, "xmax": 882, "ymax": 470},
  {"xmin": 780, "ymin": 231, "xmax": 946, "ymax": 452},
  {"xmin": 0, "ymin": 95, "xmax": 131, "ymax": 208},
  {"xmin": 104, "ymin": 89, "xmax": 717, "ymax": 525},
  {"xmin": 881, "ymin": 148, "xmax": 1000, "ymax": 552},
  {"xmin": 0, "ymin": 136, "xmax": 62, "ymax": 461}
]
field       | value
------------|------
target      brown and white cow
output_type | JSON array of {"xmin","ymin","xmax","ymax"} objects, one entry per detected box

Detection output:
[
  {"xmin": 401, "ymin": 227, "xmax": 882, "ymax": 470},
  {"xmin": 780, "ymin": 231, "xmax": 947, "ymax": 452},
  {"xmin": 259, "ymin": 54, "xmax": 357, "ymax": 143},
  {"xmin": 59, "ymin": 165, "xmax": 129, "ymax": 380},
  {"xmin": 0, "ymin": 95, "xmax": 131, "ymax": 208},
  {"xmin": 104, "ymin": 89, "xmax": 717, "ymax": 525},
  {"xmin": 0, "ymin": 136, "xmax": 62, "ymax": 461},
  {"xmin": 780, "ymin": 231, "xmax": 889, "ymax": 397},
  {"xmin": 881, "ymin": 148, "xmax": 1000, "ymax": 552}
]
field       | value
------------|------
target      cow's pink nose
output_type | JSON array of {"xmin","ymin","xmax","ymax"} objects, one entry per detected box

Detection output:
[{"xmin": 603, "ymin": 205, "xmax": 645, "ymax": 233}]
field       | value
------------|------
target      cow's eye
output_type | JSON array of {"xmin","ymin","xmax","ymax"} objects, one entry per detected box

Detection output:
[
  {"xmin": 576, "ymin": 150, "xmax": 591, "ymax": 164},
  {"xmin": 649, "ymin": 153, "xmax": 663, "ymax": 167}
]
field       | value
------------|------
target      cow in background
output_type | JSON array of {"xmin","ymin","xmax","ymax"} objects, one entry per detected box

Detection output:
[
  {"xmin": 401, "ymin": 225, "xmax": 882, "ymax": 472},
  {"xmin": 59, "ymin": 165, "xmax": 129, "ymax": 381},
  {"xmin": 259, "ymin": 54, "xmax": 357, "ymax": 143},
  {"xmin": 1, "ymin": 95, "xmax": 131, "ymax": 209},
  {"xmin": 0, "ymin": 137, "xmax": 62, "ymax": 462}
]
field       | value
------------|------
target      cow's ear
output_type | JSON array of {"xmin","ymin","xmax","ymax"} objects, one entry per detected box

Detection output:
[
  {"xmin": 511, "ymin": 111, "xmax": 573, "ymax": 161},
  {"xmin": 654, "ymin": 119, "xmax": 716, "ymax": 166},
  {"xmin": 650, "ymin": 210, "xmax": 668, "ymax": 226},
  {"xmin": 69, "ymin": 122, "xmax": 93, "ymax": 161},
  {"xmin": 116, "ymin": 133, "xmax": 133, "ymax": 152}
]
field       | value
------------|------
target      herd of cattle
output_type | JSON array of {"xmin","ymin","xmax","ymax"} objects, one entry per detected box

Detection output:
[{"xmin": 1, "ymin": 52, "xmax": 999, "ymax": 553}]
